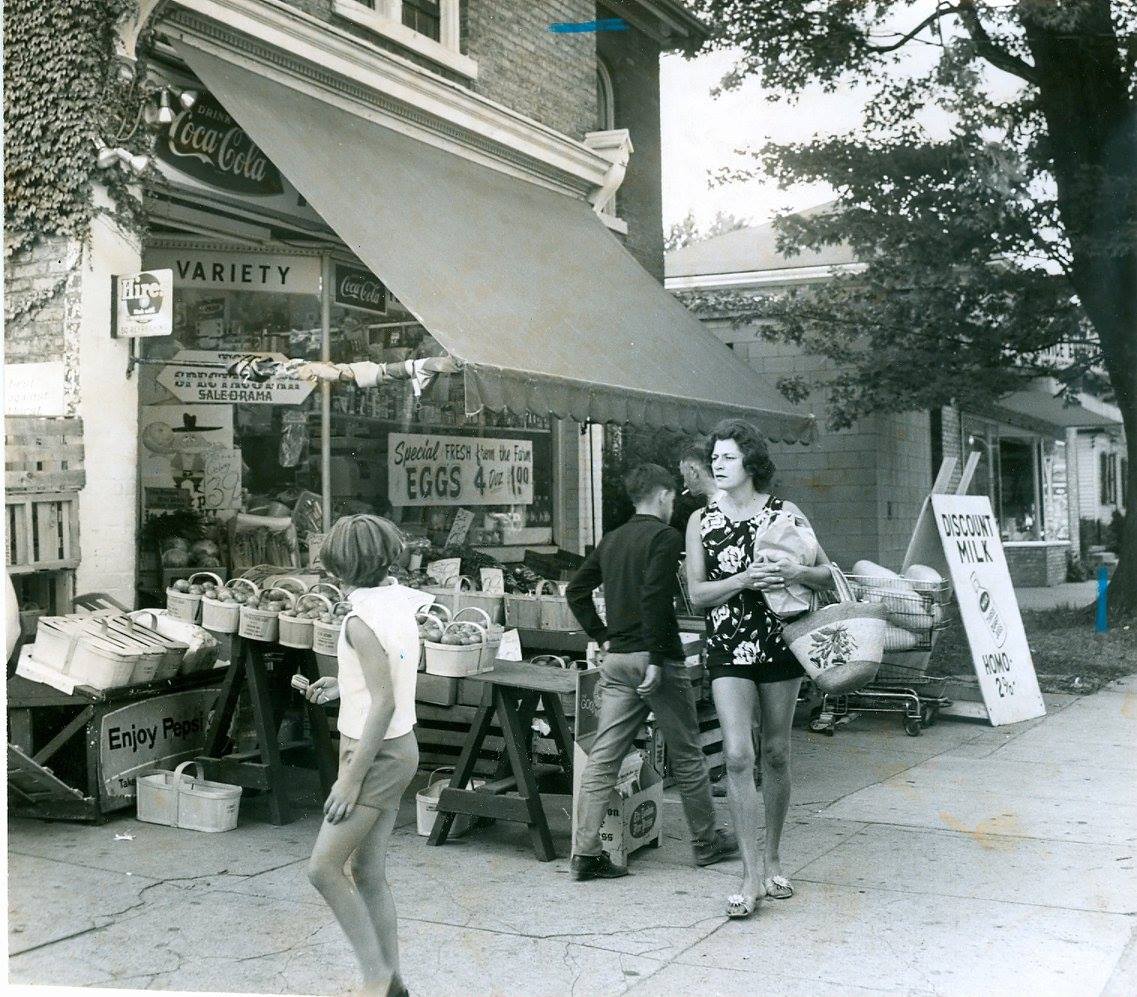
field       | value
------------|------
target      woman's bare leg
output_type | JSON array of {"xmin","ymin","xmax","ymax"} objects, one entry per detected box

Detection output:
[
  {"xmin": 757, "ymin": 676, "xmax": 802, "ymax": 887},
  {"xmin": 711, "ymin": 676, "xmax": 762, "ymax": 900},
  {"xmin": 308, "ymin": 806, "xmax": 392, "ymax": 993},
  {"xmin": 351, "ymin": 804, "xmax": 402, "ymax": 981}
]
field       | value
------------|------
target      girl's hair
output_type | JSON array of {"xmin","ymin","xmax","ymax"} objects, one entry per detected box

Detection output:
[
  {"xmin": 320, "ymin": 515, "xmax": 405, "ymax": 588},
  {"xmin": 705, "ymin": 419, "xmax": 776, "ymax": 490}
]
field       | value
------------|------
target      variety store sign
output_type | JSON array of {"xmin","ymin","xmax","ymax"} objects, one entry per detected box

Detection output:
[{"xmin": 146, "ymin": 249, "xmax": 320, "ymax": 295}]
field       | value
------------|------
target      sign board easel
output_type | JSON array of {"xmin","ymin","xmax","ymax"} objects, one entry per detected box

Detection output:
[{"xmin": 902, "ymin": 454, "xmax": 1046, "ymax": 725}]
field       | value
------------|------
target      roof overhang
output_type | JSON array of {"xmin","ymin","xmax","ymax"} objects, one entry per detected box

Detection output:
[
  {"xmin": 996, "ymin": 378, "xmax": 1121, "ymax": 431},
  {"xmin": 602, "ymin": 0, "xmax": 710, "ymax": 50}
]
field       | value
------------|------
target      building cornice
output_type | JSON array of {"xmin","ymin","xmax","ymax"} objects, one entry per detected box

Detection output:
[{"xmin": 147, "ymin": 0, "xmax": 615, "ymax": 200}]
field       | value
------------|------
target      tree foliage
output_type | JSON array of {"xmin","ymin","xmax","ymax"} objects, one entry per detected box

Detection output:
[
  {"xmin": 4, "ymin": 0, "xmax": 145, "ymax": 261},
  {"xmin": 688, "ymin": 0, "xmax": 1137, "ymax": 616},
  {"xmin": 665, "ymin": 209, "xmax": 751, "ymax": 251}
]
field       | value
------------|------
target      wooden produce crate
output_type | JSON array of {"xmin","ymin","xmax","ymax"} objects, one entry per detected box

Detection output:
[
  {"xmin": 5, "ymin": 417, "xmax": 85, "ymax": 493},
  {"xmin": 5, "ymin": 493, "xmax": 80, "ymax": 575}
]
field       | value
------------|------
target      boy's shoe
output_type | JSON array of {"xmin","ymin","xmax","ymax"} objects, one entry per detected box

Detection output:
[
  {"xmin": 694, "ymin": 828, "xmax": 739, "ymax": 867},
  {"xmin": 571, "ymin": 852, "xmax": 629, "ymax": 880}
]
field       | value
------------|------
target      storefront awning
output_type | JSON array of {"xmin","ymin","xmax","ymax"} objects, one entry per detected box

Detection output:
[{"xmin": 174, "ymin": 43, "xmax": 816, "ymax": 444}]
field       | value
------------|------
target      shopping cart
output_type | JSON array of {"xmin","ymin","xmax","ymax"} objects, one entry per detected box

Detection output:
[{"xmin": 809, "ymin": 575, "xmax": 956, "ymax": 737}]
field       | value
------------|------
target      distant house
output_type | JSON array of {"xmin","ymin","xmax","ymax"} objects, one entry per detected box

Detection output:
[{"xmin": 666, "ymin": 210, "xmax": 1126, "ymax": 586}]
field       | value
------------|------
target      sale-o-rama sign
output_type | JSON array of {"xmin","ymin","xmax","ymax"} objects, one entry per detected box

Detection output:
[
  {"xmin": 932, "ymin": 494, "xmax": 1045, "ymax": 725},
  {"xmin": 388, "ymin": 432, "xmax": 534, "ymax": 506},
  {"xmin": 157, "ymin": 350, "xmax": 315, "ymax": 405}
]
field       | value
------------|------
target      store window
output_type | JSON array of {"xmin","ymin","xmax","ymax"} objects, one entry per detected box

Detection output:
[
  {"xmin": 137, "ymin": 245, "xmax": 555, "ymax": 590},
  {"xmin": 402, "ymin": 0, "xmax": 441, "ymax": 40},
  {"xmin": 332, "ymin": 0, "xmax": 471, "ymax": 76},
  {"xmin": 1101, "ymin": 452, "xmax": 1119, "ymax": 505},
  {"xmin": 596, "ymin": 59, "xmax": 615, "ymax": 132}
]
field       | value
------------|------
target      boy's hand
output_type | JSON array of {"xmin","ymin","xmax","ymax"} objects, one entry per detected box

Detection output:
[{"xmin": 637, "ymin": 664, "xmax": 663, "ymax": 697}]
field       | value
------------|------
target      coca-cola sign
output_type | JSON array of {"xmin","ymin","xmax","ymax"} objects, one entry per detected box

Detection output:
[
  {"xmin": 156, "ymin": 91, "xmax": 283, "ymax": 197},
  {"xmin": 335, "ymin": 263, "xmax": 387, "ymax": 315}
]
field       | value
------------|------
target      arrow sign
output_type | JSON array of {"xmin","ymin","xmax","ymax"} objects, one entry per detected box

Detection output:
[{"xmin": 157, "ymin": 350, "xmax": 315, "ymax": 406}]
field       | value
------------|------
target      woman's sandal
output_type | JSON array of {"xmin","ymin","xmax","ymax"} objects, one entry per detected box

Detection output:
[
  {"xmin": 763, "ymin": 875, "xmax": 794, "ymax": 900},
  {"xmin": 726, "ymin": 893, "xmax": 762, "ymax": 919}
]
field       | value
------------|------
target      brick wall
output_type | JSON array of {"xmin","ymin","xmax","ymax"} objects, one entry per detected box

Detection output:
[
  {"xmin": 4, "ymin": 236, "xmax": 79, "ymax": 369},
  {"xmin": 598, "ymin": 12, "xmax": 664, "ymax": 279},
  {"xmin": 466, "ymin": 0, "xmax": 597, "ymax": 138},
  {"xmin": 875, "ymin": 410, "xmax": 931, "ymax": 570}
]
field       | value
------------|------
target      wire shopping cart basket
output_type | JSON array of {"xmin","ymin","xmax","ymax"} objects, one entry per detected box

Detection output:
[{"xmin": 809, "ymin": 574, "xmax": 957, "ymax": 737}]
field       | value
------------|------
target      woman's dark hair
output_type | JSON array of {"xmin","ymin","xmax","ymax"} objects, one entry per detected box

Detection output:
[
  {"xmin": 623, "ymin": 463, "xmax": 676, "ymax": 504},
  {"xmin": 705, "ymin": 419, "xmax": 776, "ymax": 490}
]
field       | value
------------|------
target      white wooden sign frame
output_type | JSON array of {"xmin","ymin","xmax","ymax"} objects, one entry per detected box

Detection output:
[{"xmin": 900, "ymin": 454, "xmax": 1045, "ymax": 725}]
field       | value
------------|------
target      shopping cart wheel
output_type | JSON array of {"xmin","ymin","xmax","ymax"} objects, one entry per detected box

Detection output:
[
  {"xmin": 921, "ymin": 704, "xmax": 935, "ymax": 727},
  {"xmin": 903, "ymin": 717, "xmax": 922, "ymax": 737}
]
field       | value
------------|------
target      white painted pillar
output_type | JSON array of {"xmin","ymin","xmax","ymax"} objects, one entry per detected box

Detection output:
[{"xmin": 75, "ymin": 187, "xmax": 142, "ymax": 607}]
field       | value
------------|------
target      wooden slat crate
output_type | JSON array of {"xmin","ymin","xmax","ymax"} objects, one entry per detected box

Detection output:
[
  {"xmin": 5, "ymin": 492, "xmax": 81, "ymax": 574},
  {"xmin": 5, "ymin": 417, "xmax": 86, "ymax": 493}
]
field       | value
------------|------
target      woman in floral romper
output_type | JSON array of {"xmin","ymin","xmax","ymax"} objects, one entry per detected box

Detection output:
[{"xmin": 685, "ymin": 419, "xmax": 834, "ymax": 919}]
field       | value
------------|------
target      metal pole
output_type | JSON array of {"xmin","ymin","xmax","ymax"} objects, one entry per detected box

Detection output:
[{"xmin": 321, "ymin": 254, "xmax": 333, "ymax": 532}]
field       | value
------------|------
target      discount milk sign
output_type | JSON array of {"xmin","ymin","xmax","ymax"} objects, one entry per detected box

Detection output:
[{"xmin": 932, "ymin": 494, "xmax": 1045, "ymax": 725}]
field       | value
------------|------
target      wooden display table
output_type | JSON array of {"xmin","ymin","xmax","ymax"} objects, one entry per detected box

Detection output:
[
  {"xmin": 7, "ymin": 670, "xmax": 222, "ymax": 823},
  {"xmin": 426, "ymin": 661, "xmax": 579, "ymax": 861},
  {"xmin": 196, "ymin": 636, "xmax": 337, "ymax": 826}
]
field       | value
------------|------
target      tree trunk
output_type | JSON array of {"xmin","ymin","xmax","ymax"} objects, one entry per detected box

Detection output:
[{"xmin": 1019, "ymin": 0, "xmax": 1137, "ymax": 618}]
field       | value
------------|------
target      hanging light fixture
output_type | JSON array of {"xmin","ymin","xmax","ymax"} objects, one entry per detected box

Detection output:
[
  {"xmin": 177, "ymin": 88, "xmax": 199, "ymax": 110},
  {"xmin": 156, "ymin": 90, "xmax": 175, "ymax": 125},
  {"xmin": 96, "ymin": 145, "xmax": 119, "ymax": 169}
]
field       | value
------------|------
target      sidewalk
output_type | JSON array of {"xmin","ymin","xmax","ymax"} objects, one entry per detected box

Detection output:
[
  {"xmin": 1015, "ymin": 580, "xmax": 1098, "ymax": 612},
  {"xmin": 9, "ymin": 676, "xmax": 1137, "ymax": 997}
]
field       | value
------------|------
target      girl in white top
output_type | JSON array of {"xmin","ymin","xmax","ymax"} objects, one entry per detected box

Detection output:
[{"xmin": 303, "ymin": 515, "xmax": 431, "ymax": 997}]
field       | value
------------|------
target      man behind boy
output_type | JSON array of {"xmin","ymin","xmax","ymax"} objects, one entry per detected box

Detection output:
[{"xmin": 565, "ymin": 463, "xmax": 736, "ymax": 880}]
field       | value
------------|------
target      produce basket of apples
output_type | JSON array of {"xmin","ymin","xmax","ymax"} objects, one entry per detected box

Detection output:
[
  {"xmin": 238, "ymin": 586, "xmax": 296, "ymax": 643},
  {"xmin": 416, "ymin": 605, "xmax": 451, "ymax": 671},
  {"xmin": 423, "ymin": 618, "xmax": 489, "ymax": 678},
  {"xmin": 452, "ymin": 606, "xmax": 502, "ymax": 670},
  {"xmin": 312, "ymin": 601, "xmax": 354, "ymax": 656},
  {"xmin": 166, "ymin": 572, "xmax": 224, "ymax": 623},
  {"xmin": 201, "ymin": 578, "xmax": 259, "ymax": 633},
  {"xmin": 279, "ymin": 593, "xmax": 335, "ymax": 649}
]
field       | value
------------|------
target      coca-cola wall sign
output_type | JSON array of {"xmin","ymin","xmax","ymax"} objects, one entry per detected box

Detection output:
[
  {"xmin": 334, "ymin": 263, "xmax": 387, "ymax": 315},
  {"xmin": 156, "ymin": 91, "xmax": 283, "ymax": 197}
]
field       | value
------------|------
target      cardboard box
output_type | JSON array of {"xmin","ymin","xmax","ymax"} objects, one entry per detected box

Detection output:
[
  {"xmin": 572, "ymin": 745, "xmax": 663, "ymax": 867},
  {"xmin": 415, "ymin": 672, "xmax": 457, "ymax": 707}
]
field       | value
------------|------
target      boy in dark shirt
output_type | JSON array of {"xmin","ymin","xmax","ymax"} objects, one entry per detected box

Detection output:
[{"xmin": 566, "ymin": 464, "xmax": 736, "ymax": 880}]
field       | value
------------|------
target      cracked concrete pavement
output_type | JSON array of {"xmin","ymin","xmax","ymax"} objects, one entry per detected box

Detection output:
[{"xmin": 9, "ymin": 674, "xmax": 1137, "ymax": 997}]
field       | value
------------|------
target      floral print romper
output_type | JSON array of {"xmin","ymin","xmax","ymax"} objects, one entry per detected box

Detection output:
[{"xmin": 699, "ymin": 497, "xmax": 806, "ymax": 684}]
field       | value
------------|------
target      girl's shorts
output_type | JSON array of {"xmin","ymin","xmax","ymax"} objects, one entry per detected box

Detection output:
[{"xmin": 338, "ymin": 730, "xmax": 418, "ymax": 812}]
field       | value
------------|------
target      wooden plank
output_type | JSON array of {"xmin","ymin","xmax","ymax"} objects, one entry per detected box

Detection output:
[
  {"xmin": 5, "ymin": 416, "xmax": 83, "ymax": 435},
  {"xmin": 435, "ymin": 788, "xmax": 531, "ymax": 822},
  {"xmin": 12, "ymin": 500, "xmax": 30, "ymax": 566},
  {"xmin": 35, "ymin": 500, "xmax": 57, "ymax": 563},
  {"xmin": 6, "ymin": 469, "xmax": 86, "ymax": 492},
  {"xmin": 5, "ymin": 443, "xmax": 86, "ymax": 463}
]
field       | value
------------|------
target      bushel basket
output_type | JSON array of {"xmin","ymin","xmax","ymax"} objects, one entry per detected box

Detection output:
[{"xmin": 781, "ymin": 565, "xmax": 887, "ymax": 695}]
